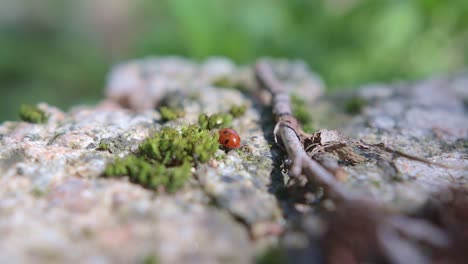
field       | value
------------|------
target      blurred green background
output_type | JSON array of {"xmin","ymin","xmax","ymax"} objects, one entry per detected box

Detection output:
[{"xmin": 1, "ymin": 0, "xmax": 467, "ymax": 121}]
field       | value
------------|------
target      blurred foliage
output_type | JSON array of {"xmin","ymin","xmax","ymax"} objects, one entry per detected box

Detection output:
[{"xmin": 1, "ymin": 0, "xmax": 467, "ymax": 121}]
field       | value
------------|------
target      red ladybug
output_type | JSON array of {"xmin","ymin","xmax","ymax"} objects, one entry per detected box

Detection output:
[{"xmin": 218, "ymin": 128, "xmax": 241, "ymax": 149}]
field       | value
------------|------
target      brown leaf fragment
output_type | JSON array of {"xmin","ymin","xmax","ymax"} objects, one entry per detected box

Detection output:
[{"xmin": 334, "ymin": 146, "xmax": 367, "ymax": 165}]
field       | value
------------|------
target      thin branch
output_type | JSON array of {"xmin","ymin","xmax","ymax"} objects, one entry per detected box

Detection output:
[
  {"xmin": 361, "ymin": 141, "xmax": 468, "ymax": 171},
  {"xmin": 255, "ymin": 61, "xmax": 351, "ymax": 201},
  {"xmin": 255, "ymin": 60, "xmax": 454, "ymax": 263}
]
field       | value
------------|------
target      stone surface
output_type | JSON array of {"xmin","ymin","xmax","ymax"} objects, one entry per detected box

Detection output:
[
  {"xmin": 0, "ymin": 57, "xmax": 325, "ymax": 264},
  {"xmin": 340, "ymin": 75, "xmax": 468, "ymax": 211},
  {"xmin": 282, "ymin": 72, "xmax": 468, "ymax": 263},
  {"xmin": 1, "ymin": 57, "xmax": 467, "ymax": 263}
]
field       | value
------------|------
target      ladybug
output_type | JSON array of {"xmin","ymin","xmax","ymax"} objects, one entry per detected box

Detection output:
[{"xmin": 218, "ymin": 128, "xmax": 241, "ymax": 149}]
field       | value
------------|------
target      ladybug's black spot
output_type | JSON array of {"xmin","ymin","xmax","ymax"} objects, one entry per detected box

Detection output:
[
  {"xmin": 223, "ymin": 130, "xmax": 229, "ymax": 135},
  {"xmin": 224, "ymin": 139, "xmax": 230, "ymax": 145}
]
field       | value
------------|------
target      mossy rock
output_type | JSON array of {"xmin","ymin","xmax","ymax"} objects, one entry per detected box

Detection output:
[
  {"xmin": 139, "ymin": 125, "xmax": 219, "ymax": 164},
  {"xmin": 229, "ymin": 104, "xmax": 247, "ymax": 118},
  {"xmin": 344, "ymin": 97, "xmax": 368, "ymax": 115},
  {"xmin": 198, "ymin": 113, "xmax": 233, "ymax": 130},
  {"xmin": 159, "ymin": 106, "xmax": 185, "ymax": 122},
  {"xmin": 103, "ymin": 155, "xmax": 191, "ymax": 192},
  {"xmin": 19, "ymin": 104, "xmax": 48, "ymax": 124},
  {"xmin": 103, "ymin": 124, "xmax": 220, "ymax": 192}
]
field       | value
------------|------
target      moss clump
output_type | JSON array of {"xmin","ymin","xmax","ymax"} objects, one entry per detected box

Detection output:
[
  {"xmin": 229, "ymin": 104, "xmax": 247, "ymax": 118},
  {"xmin": 19, "ymin": 104, "xmax": 48, "ymax": 123},
  {"xmin": 212, "ymin": 76, "xmax": 232, "ymax": 87},
  {"xmin": 103, "ymin": 125, "xmax": 219, "ymax": 192},
  {"xmin": 344, "ymin": 97, "xmax": 367, "ymax": 115},
  {"xmin": 103, "ymin": 155, "xmax": 191, "ymax": 192},
  {"xmin": 159, "ymin": 106, "xmax": 185, "ymax": 122},
  {"xmin": 31, "ymin": 187, "xmax": 49, "ymax": 197},
  {"xmin": 142, "ymin": 255, "xmax": 159, "ymax": 264},
  {"xmin": 98, "ymin": 141, "xmax": 111, "ymax": 151},
  {"xmin": 291, "ymin": 94, "xmax": 314, "ymax": 133},
  {"xmin": 198, "ymin": 113, "xmax": 233, "ymax": 130},
  {"xmin": 212, "ymin": 76, "xmax": 249, "ymax": 92},
  {"xmin": 139, "ymin": 125, "xmax": 219, "ymax": 164},
  {"xmin": 256, "ymin": 246, "xmax": 288, "ymax": 264},
  {"xmin": 103, "ymin": 106, "xmax": 250, "ymax": 192}
]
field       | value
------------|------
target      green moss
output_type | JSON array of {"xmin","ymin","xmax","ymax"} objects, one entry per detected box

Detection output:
[
  {"xmin": 198, "ymin": 113, "xmax": 233, "ymax": 130},
  {"xmin": 159, "ymin": 106, "xmax": 185, "ymax": 122},
  {"xmin": 98, "ymin": 142, "xmax": 111, "ymax": 151},
  {"xmin": 19, "ymin": 104, "xmax": 48, "ymax": 123},
  {"xmin": 212, "ymin": 76, "xmax": 232, "ymax": 87},
  {"xmin": 103, "ymin": 125, "xmax": 220, "ymax": 192},
  {"xmin": 31, "ymin": 187, "xmax": 49, "ymax": 197},
  {"xmin": 229, "ymin": 104, "xmax": 247, "ymax": 118},
  {"xmin": 103, "ymin": 155, "xmax": 192, "ymax": 192},
  {"xmin": 212, "ymin": 76, "xmax": 249, "ymax": 92},
  {"xmin": 291, "ymin": 94, "xmax": 314, "ymax": 133},
  {"xmin": 370, "ymin": 179, "xmax": 382, "ymax": 188},
  {"xmin": 139, "ymin": 125, "xmax": 219, "ymax": 164},
  {"xmin": 256, "ymin": 246, "xmax": 288, "ymax": 264},
  {"xmin": 101, "ymin": 106, "xmax": 250, "ymax": 192},
  {"xmin": 142, "ymin": 255, "xmax": 158, "ymax": 264},
  {"xmin": 344, "ymin": 97, "xmax": 367, "ymax": 115},
  {"xmin": 188, "ymin": 92, "xmax": 200, "ymax": 101}
]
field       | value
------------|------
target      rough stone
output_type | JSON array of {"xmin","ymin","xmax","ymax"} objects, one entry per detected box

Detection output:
[
  {"xmin": 1, "ymin": 57, "xmax": 327, "ymax": 263},
  {"xmin": 1, "ymin": 57, "xmax": 466, "ymax": 263},
  {"xmin": 284, "ymin": 72, "xmax": 468, "ymax": 263},
  {"xmin": 339, "ymin": 75, "xmax": 468, "ymax": 211}
]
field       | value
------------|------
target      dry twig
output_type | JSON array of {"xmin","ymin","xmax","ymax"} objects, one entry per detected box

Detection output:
[
  {"xmin": 255, "ymin": 60, "xmax": 460, "ymax": 264},
  {"xmin": 255, "ymin": 61, "xmax": 351, "ymax": 201},
  {"xmin": 358, "ymin": 141, "xmax": 468, "ymax": 170}
]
